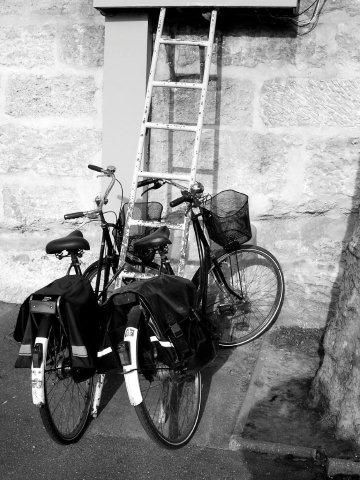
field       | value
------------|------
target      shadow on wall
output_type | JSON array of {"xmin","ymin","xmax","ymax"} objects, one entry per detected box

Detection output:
[
  {"xmin": 310, "ymin": 152, "xmax": 360, "ymax": 432},
  {"xmin": 156, "ymin": 8, "xmax": 297, "ymax": 203}
]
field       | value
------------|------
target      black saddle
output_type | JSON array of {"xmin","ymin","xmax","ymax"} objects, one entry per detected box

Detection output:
[
  {"xmin": 46, "ymin": 230, "xmax": 90, "ymax": 254},
  {"xmin": 133, "ymin": 226, "xmax": 172, "ymax": 250}
]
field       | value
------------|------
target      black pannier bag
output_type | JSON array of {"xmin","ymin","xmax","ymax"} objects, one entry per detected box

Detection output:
[
  {"xmin": 109, "ymin": 274, "xmax": 217, "ymax": 371},
  {"xmin": 96, "ymin": 291, "xmax": 138, "ymax": 373},
  {"xmin": 14, "ymin": 275, "xmax": 100, "ymax": 370}
]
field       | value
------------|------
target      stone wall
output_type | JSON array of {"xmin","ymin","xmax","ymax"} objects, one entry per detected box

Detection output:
[
  {"xmin": 0, "ymin": 0, "xmax": 104, "ymax": 301},
  {"xmin": 2, "ymin": 2, "xmax": 360, "ymax": 447},
  {"xmin": 148, "ymin": 2, "xmax": 360, "ymax": 333},
  {"xmin": 147, "ymin": 1, "xmax": 360, "ymax": 445}
]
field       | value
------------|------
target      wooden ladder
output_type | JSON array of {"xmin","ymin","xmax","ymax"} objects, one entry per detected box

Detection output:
[{"xmin": 117, "ymin": 7, "xmax": 218, "ymax": 283}]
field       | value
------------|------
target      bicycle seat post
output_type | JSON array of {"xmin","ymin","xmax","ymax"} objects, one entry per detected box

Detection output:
[
  {"xmin": 157, "ymin": 244, "xmax": 173, "ymax": 275},
  {"xmin": 68, "ymin": 251, "xmax": 82, "ymax": 275}
]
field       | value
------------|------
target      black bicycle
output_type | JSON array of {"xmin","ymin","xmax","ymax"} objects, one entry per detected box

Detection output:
[
  {"xmin": 61, "ymin": 165, "xmax": 285, "ymax": 348},
  {"xmin": 35, "ymin": 165, "xmax": 284, "ymax": 447},
  {"xmin": 113, "ymin": 176, "xmax": 285, "ymax": 447}
]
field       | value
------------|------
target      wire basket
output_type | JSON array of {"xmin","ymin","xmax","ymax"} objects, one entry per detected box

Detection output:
[
  {"xmin": 201, "ymin": 190, "xmax": 251, "ymax": 249},
  {"xmin": 113, "ymin": 201, "xmax": 163, "ymax": 263}
]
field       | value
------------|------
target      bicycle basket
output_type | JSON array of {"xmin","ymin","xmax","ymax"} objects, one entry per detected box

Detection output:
[
  {"xmin": 113, "ymin": 202, "xmax": 163, "ymax": 263},
  {"xmin": 201, "ymin": 190, "xmax": 251, "ymax": 248}
]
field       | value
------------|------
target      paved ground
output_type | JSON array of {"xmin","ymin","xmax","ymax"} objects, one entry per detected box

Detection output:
[{"xmin": 0, "ymin": 301, "xmax": 357, "ymax": 479}]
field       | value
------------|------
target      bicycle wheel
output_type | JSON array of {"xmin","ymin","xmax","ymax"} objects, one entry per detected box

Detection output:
[
  {"xmin": 83, "ymin": 259, "xmax": 161, "ymax": 303},
  {"xmin": 133, "ymin": 314, "xmax": 202, "ymax": 448},
  {"xmin": 39, "ymin": 321, "xmax": 94, "ymax": 444},
  {"xmin": 83, "ymin": 260, "xmax": 116, "ymax": 302},
  {"xmin": 196, "ymin": 244, "xmax": 285, "ymax": 347}
]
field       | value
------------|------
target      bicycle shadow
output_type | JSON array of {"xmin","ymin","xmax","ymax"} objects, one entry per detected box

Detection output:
[
  {"xmin": 195, "ymin": 337, "xmax": 265, "ymax": 447},
  {"xmin": 95, "ymin": 369, "xmax": 124, "ymax": 417}
]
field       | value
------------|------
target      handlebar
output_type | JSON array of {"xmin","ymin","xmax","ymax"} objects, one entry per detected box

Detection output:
[
  {"xmin": 64, "ymin": 211, "xmax": 85, "ymax": 220},
  {"xmin": 64, "ymin": 209, "xmax": 99, "ymax": 220},
  {"xmin": 169, "ymin": 195, "xmax": 188, "ymax": 208},
  {"xmin": 88, "ymin": 164, "xmax": 103, "ymax": 173}
]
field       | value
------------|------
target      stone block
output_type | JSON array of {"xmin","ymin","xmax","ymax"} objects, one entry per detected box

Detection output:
[
  {"xmin": 59, "ymin": 24, "xmax": 104, "ymax": 67},
  {"xmin": 0, "ymin": 124, "xmax": 102, "ymax": 176},
  {"xmin": 0, "ymin": 226, "xmax": 100, "ymax": 302},
  {"xmin": 152, "ymin": 78, "xmax": 254, "ymax": 127},
  {"xmin": 335, "ymin": 22, "xmax": 360, "ymax": 66},
  {"xmin": 149, "ymin": 128, "xmax": 217, "ymax": 172},
  {"xmin": 0, "ymin": 25, "xmax": 55, "ymax": 68},
  {"xmin": 261, "ymin": 78, "xmax": 360, "ymax": 127},
  {"xmin": 1, "ymin": 179, "xmax": 98, "ymax": 229},
  {"xmin": 6, "ymin": 74, "xmax": 97, "ymax": 117},
  {"xmin": 304, "ymin": 136, "xmax": 360, "ymax": 215},
  {"xmin": 253, "ymin": 214, "xmax": 352, "ymax": 330},
  {"xmin": 29, "ymin": 0, "xmax": 96, "ymax": 17},
  {"xmin": 216, "ymin": 130, "xmax": 300, "ymax": 218},
  {"xmin": 324, "ymin": 0, "xmax": 360, "ymax": 15},
  {"xmin": 0, "ymin": 0, "xmax": 28, "ymax": 15},
  {"xmin": 222, "ymin": 33, "xmax": 297, "ymax": 68}
]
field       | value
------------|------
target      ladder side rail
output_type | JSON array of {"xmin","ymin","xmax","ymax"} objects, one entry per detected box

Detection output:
[
  {"xmin": 118, "ymin": 8, "xmax": 167, "ymax": 271},
  {"xmin": 190, "ymin": 9, "xmax": 217, "ymax": 183},
  {"xmin": 177, "ymin": 9, "xmax": 218, "ymax": 275}
]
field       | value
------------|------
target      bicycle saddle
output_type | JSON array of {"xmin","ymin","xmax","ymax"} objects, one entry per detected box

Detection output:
[
  {"xmin": 133, "ymin": 226, "xmax": 172, "ymax": 250},
  {"xmin": 46, "ymin": 230, "xmax": 90, "ymax": 254}
]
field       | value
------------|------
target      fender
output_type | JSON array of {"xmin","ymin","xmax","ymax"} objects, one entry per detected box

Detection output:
[
  {"xmin": 31, "ymin": 315, "xmax": 51, "ymax": 407},
  {"xmin": 123, "ymin": 306, "xmax": 143, "ymax": 406}
]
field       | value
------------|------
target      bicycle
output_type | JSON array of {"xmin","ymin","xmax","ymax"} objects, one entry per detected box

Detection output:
[
  {"xmin": 62, "ymin": 165, "xmax": 284, "ymax": 348},
  {"xmin": 25, "ymin": 165, "xmax": 284, "ymax": 447}
]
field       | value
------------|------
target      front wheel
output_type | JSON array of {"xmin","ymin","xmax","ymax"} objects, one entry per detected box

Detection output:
[
  {"xmin": 39, "ymin": 320, "xmax": 94, "ymax": 444},
  {"xmin": 195, "ymin": 244, "xmax": 285, "ymax": 347},
  {"xmin": 125, "ymin": 308, "xmax": 202, "ymax": 448}
]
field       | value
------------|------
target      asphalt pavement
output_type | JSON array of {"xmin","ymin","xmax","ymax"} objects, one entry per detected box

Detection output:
[{"xmin": 0, "ymin": 302, "xmax": 337, "ymax": 479}]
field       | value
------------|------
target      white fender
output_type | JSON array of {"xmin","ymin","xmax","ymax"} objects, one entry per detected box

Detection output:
[
  {"xmin": 123, "ymin": 326, "xmax": 142, "ymax": 406},
  {"xmin": 31, "ymin": 337, "xmax": 48, "ymax": 406}
]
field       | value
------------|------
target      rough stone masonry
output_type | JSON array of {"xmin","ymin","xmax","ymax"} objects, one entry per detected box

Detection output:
[{"xmin": 1, "ymin": 0, "xmax": 360, "ymax": 444}]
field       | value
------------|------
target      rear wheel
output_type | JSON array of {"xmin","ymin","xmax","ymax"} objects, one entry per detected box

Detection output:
[
  {"xmin": 197, "ymin": 244, "xmax": 285, "ymax": 347},
  {"xmin": 39, "ymin": 321, "xmax": 94, "ymax": 444},
  {"xmin": 83, "ymin": 259, "xmax": 161, "ymax": 303},
  {"xmin": 133, "ymin": 314, "xmax": 202, "ymax": 448},
  {"xmin": 83, "ymin": 260, "xmax": 117, "ymax": 303}
]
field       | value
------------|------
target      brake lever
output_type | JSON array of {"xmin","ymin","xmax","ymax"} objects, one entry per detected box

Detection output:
[{"xmin": 141, "ymin": 180, "xmax": 164, "ymax": 196}]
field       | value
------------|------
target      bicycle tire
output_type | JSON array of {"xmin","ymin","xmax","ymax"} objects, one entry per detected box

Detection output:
[
  {"xmin": 131, "ymin": 311, "xmax": 202, "ymax": 448},
  {"xmin": 39, "ymin": 321, "xmax": 94, "ymax": 444},
  {"xmin": 194, "ymin": 244, "xmax": 285, "ymax": 347},
  {"xmin": 83, "ymin": 259, "xmax": 162, "ymax": 302},
  {"xmin": 83, "ymin": 260, "xmax": 116, "ymax": 302}
]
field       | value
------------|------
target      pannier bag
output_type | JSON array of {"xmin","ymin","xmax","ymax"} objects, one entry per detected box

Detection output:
[
  {"xmin": 108, "ymin": 274, "xmax": 217, "ymax": 371},
  {"xmin": 14, "ymin": 275, "xmax": 99, "ymax": 370}
]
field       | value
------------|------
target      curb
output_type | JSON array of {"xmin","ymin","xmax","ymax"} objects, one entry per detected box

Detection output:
[
  {"xmin": 230, "ymin": 436, "xmax": 360, "ymax": 478},
  {"xmin": 327, "ymin": 457, "xmax": 360, "ymax": 477},
  {"xmin": 229, "ymin": 436, "xmax": 318, "ymax": 459}
]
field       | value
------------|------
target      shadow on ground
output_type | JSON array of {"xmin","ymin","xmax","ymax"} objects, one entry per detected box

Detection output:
[{"xmin": 242, "ymin": 376, "xmax": 359, "ymax": 459}]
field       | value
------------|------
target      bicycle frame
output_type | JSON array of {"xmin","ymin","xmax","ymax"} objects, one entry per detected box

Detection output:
[
  {"xmin": 190, "ymin": 207, "xmax": 245, "ymax": 316},
  {"xmin": 94, "ymin": 210, "xmax": 119, "ymax": 303}
]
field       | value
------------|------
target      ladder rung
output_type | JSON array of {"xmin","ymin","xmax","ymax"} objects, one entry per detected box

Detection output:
[
  {"xmin": 153, "ymin": 80, "xmax": 203, "ymax": 90},
  {"xmin": 129, "ymin": 219, "xmax": 185, "ymax": 230},
  {"xmin": 160, "ymin": 39, "xmax": 208, "ymax": 47},
  {"xmin": 139, "ymin": 171, "xmax": 191, "ymax": 182},
  {"xmin": 146, "ymin": 122, "xmax": 197, "ymax": 132}
]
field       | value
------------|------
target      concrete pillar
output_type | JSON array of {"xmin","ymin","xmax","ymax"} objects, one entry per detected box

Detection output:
[{"xmin": 102, "ymin": 13, "xmax": 152, "ymax": 208}]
